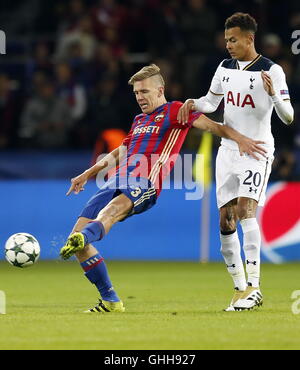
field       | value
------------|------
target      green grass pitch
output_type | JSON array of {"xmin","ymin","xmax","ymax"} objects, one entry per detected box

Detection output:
[{"xmin": 0, "ymin": 260, "xmax": 300, "ymax": 350}]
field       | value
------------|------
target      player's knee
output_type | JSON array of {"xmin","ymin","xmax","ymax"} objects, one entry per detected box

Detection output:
[
  {"xmin": 237, "ymin": 203, "xmax": 256, "ymax": 220},
  {"xmin": 102, "ymin": 203, "xmax": 119, "ymax": 223},
  {"xmin": 237, "ymin": 200, "xmax": 257, "ymax": 220},
  {"xmin": 237, "ymin": 206, "xmax": 248, "ymax": 220},
  {"xmin": 220, "ymin": 218, "xmax": 237, "ymax": 232},
  {"xmin": 99, "ymin": 203, "xmax": 128, "ymax": 225}
]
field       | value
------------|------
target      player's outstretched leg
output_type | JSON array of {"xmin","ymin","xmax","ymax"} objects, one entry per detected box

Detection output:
[
  {"xmin": 61, "ymin": 217, "xmax": 125, "ymax": 313},
  {"xmin": 60, "ymin": 193, "xmax": 133, "ymax": 260},
  {"xmin": 79, "ymin": 250, "xmax": 125, "ymax": 313},
  {"xmin": 60, "ymin": 221, "xmax": 105, "ymax": 260},
  {"xmin": 60, "ymin": 194, "xmax": 133, "ymax": 312}
]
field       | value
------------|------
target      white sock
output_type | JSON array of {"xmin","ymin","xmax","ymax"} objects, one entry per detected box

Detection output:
[
  {"xmin": 240, "ymin": 218, "xmax": 261, "ymax": 288},
  {"xmin": 220, "ymin": 231, "xmax": 247, "ymax": 291}
]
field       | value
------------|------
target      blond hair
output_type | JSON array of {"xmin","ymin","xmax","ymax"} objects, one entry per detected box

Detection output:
[{"xmin": 128, "ymin": 64, "xmax": 165, "ymax": 86}]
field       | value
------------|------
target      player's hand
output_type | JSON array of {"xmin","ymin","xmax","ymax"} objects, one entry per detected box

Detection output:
[
  {"xmin": 177, "ymin": 99, "xmax": 195, "ymax": 124},
  {"xmin": 261, "ymin": 70, "xmax": 275, "ymax": 96},
  {"xmin": 238, "ymin": 137, "xmax": 267, "ymax": 161},
  {"xmin": 66, "ymin": 173, "xmax": 88, "ymax": 195}
]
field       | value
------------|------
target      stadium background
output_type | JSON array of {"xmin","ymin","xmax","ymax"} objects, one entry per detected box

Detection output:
[{"xmin": 0, "ymin": 0, "xmax": 300, "ymax": 262}]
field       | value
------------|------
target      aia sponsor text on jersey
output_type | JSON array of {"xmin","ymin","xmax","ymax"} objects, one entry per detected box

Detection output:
[{"xmin": 226, "ymin": 91, "xmax": 255, "ymax": 108}]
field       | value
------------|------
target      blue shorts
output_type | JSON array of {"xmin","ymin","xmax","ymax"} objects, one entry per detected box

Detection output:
[{"xmin": 79, "ymin": 176, "xmax": 157, "ymax": 220}]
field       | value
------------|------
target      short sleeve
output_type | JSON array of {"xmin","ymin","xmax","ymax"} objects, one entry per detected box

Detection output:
[{"xmin": 169, "ymin": 101, "xmax": 203, "ymax": 128}]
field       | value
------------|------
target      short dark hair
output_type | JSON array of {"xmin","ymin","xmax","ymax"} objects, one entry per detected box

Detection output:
[{"xmin": 225, "ymin": 12, "xmax": 257, "ymax": 33}]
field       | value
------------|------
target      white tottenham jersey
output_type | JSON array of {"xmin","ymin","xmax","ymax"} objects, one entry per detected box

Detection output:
[{"xmin": 209, "ymin": 55, "xmax": 290, "ymax": 155}]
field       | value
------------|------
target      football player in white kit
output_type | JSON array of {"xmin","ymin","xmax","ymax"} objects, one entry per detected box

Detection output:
[{"xmin": 178, "ymin": 12, "xmax": 294, "ymax": 311}]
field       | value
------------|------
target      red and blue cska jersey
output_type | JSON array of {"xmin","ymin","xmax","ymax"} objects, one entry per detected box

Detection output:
[{"xmin": 117, "ymin": 101, "xmax": 202, "ymax": 196}]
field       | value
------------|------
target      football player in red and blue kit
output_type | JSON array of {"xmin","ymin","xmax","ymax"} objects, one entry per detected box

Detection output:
[{"xmin": 60, "ymin": 64, "xmax": 266, "ymax": 313}]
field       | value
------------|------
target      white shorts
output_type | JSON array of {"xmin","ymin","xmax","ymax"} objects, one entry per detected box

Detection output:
[{"xmin": 216, "ymin": 146, "xmax": 273, "ymax": 209}]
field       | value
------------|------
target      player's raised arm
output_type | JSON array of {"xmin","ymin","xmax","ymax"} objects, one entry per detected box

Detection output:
[
  {"xmin": 177, "ymin": 61, "xmax": 224, "ymax": 124},
  {"xmin": 176, "ymin": 99, "xmax": 196, "ymax": 124},
  {"xmin": 66, "ymin": 145, "xmax": 127, "ymax": 195},
  {"xmin": 177, "ymin": 92, "xmax": 224, "ymax": 124},
  {"xmin": 192, "ymin": 114, "xmax": 267, "ymax": 160}
]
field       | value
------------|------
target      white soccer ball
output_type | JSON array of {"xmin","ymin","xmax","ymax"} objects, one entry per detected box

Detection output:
[{"xmin": 5, "ymin": 233, "xmax": 40, "ymax": 268}]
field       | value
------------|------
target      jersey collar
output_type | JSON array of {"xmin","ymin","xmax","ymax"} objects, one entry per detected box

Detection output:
[
  {"xmin": 236, "ymin": 54, "xmax": 262, "ymax": 71},
  {"xmin": 148, "ymin": 102, "xmax": 168, "ymax": 115}
]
